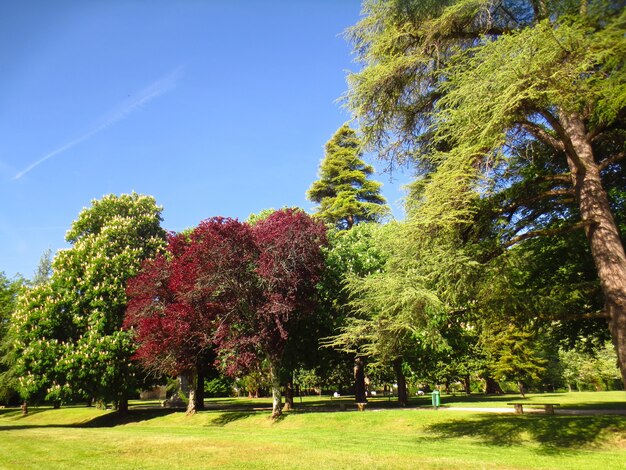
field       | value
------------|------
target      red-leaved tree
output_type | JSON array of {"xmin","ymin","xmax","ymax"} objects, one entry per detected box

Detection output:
[
  {"xmin": 249, "ymin": 209, "xmax": 327, "ymax": 418},
  {"xmin": 126, "ymin": 211, "xmax": 326, "ymax": 419},
  {"xmin": 125, "ymin": 219, "xmax": 257, "ymax": 414}
]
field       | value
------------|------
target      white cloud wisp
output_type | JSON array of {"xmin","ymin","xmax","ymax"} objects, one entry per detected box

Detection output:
[{"xmin": 13, "ymin": 66, "xmax": 184, "ymax": 180}]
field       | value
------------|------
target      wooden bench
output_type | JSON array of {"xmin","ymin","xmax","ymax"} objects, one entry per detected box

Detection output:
[{"xmin": 507, "ymin": 403, "xmax": 560, "ymax": 414}]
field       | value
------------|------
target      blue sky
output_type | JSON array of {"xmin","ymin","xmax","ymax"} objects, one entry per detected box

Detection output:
[{"xmin": 1, "ymin": 1, "xmax": 409, "ymax": 279}]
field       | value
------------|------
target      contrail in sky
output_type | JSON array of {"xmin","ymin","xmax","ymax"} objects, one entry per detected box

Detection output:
[{"xmin": 13, "ymin": 66, "xmax": 184, "ymax": 180}]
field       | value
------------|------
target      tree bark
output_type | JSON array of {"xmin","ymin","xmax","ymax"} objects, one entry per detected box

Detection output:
[
  {"xmin": 517, "ymin": 381, "xmax": 526, "ymax": 398},
  {"xmin": 463, "ymin": 374, "xmax": 471, "ymax": 395},
  {"xmin": 117, "ymin": 390, "xmax": 129, "ymax": 414},
  {"xmin": 269, "ymin": 359, "xmax": 282, "ymax": 419},
  {"xmin": 283, "ymin": 380, "xmax": 294, "ymax": 411},
  {"xmin": 484, "ymin": 376, "xmax": 503, "ymax": 394},
  {"xmin": 393, "ymin": 358, "xmax": 408, "ymax": 407},
  {"xmin": 354, "ymin": 357, "xmax": 367, "ymax": 403},
  {"xmin": 180, "ymin": 372, "xmax": 196, "ymax": 416},
  {"xmin": 559, "ymin": 110, "xmax": 626, "ymax": 386},
  {"xmin": 195, "ymin": 362, "xmax": 205, "ymax": 412}
]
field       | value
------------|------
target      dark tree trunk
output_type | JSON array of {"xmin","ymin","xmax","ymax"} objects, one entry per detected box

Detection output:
[
  {"xmin": 117, "ymin": 395, "xmax": 129, "ymax": 414},
  {"xmin": 115, "ymin": 386, "xmax": 129, "ymax": 414},
  {"xmin": 559, "ymin": 110, "xmax": 626, "ymax": 386},
  {"xmin": 195, "ymin": 362, "xmax": 205, "ymax": 412},
  {"xmin": 283, "ymin": 380, "xmax": 294, "ymax": 411},
  {"xmin": 463, "ymin": 374, "xmax": 471, "ymax": 395},
  {"xmin": 393, "ymin": 358, "xmax": 408, "ymax": 407},
  {"xmin": 53, "ymin": 401, "xmax": 61, "ymax": 409},
  {"xmin": 484, "ymin": 376, "xmax": 503, "ymax": 394},
  {"xmin": 354, "ymin": 357, "xmax": 367, "ymax": 403}
]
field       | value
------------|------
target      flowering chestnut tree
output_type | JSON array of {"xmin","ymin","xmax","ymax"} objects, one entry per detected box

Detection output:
[{"xmin": 10, "ymin": 193, "xmax": 165, "ymax": 410}]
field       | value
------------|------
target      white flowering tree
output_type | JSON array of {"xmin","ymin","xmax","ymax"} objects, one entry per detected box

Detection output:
[{"xmin": 10, "ymin": 193, "xmax": 165, "ymax": 411}]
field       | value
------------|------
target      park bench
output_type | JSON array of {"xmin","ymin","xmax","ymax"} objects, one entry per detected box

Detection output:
[{"xmin": 507, "ymin": 402, "xmax": 560, "ymax": 414}]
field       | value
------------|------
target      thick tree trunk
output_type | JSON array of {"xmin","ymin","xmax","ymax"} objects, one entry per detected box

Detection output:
[
  {"xmin": 195, "ymin": 362, "xmax": 205, "ymax": 412},
  {"xmin": 269, "ymin": 360, "xmax": 282, "ymax": 419},
  {"xmin": 354, "ymin": 357, "xmax": 367, "ymax": 403},
  {"xmin": 283, "ymin": 380, "xmax": 294, "ymax": 411},
  {"xmin": 393, "ymin": 358, "xmax": 408, "ymax": 407},
  {"xmin": 463, "ymin": 374, "xmax": 471, "ymax": 395},
  {"xmin": 117, "ymin": 398, "xmax": 129, "ymax": 414},
  {"xmin": 117, "ymin": 389, "xmax": 129, "ymax": 414},
  {"xmin": 560, "ymin": 111, "xmax": 626, "ymax": 386},
  {"xmin": 180, "ymin": 373, "xmax": 197, "ymax": 415},
  {"xmin": 484, "ymin": 376, "xmax": 503, "ymax": 394}
]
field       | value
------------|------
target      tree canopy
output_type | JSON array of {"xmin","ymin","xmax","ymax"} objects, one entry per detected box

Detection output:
[
  {"xmin": 307, "ymin": 124, "xmax": 389, "ymax": 229},
  {"xmin": 10, "ymin": 193, "xmax": 166, "ymax": 410},
  {"xmin": 345, "ymin": 0, "xmax": 626, "ymax": 383}
]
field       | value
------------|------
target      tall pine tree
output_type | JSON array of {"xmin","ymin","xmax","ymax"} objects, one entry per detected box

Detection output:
[{"xmin": 307, "ymin": 124, "xmax": 389, "ymax": 229}]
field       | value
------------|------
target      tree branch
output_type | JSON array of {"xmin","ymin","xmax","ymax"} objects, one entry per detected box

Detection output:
[
  {"xmin": 503, "ymin": 221, "xmax": 589, "ymax": 247},
  {"xmin": 537, "ymin": 173, "xmax": 571, "ymax": 184},
  {"xmin": 502, "ymin": 188, "xmax": 574, "ymax": 213},
  {"xmin": 519, "ymin": 120, "xmax": 565, "ymax": 152},
  {"xmin": 598, "ymin": 151, "xmax": 625, "ymax": 171}
]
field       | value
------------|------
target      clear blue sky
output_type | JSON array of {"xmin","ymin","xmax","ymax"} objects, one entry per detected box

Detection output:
[{"xmin": 1, "ymin": 1, "xmax": 408, "ymax": 279}]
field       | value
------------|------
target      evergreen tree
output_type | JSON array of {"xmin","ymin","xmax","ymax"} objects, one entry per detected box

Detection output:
[
  {"xmin": 345, "ymin": 0, "xmax": 626, "ymax": 384},
  {"xmin": 307, "ymin": 124, "xmax": 389, "ymax": 229}
]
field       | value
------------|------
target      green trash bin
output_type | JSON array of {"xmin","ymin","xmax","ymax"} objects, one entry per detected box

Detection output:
[{"xmin": 431, "ymin": 390, "xmax": 440, "ymax": 409}]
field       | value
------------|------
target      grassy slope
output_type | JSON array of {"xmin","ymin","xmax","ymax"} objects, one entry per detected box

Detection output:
[{"xmin": 0, "ymin": 392, "xmax": 625, "ymax": 470}]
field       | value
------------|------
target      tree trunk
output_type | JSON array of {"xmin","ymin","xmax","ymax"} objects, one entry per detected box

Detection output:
[
  {"xmin": 393, "ymin": 358, "xmax": 408, "ymax": 407},
  {"xmin": 180, "ymin": 373, "xmax": 197, "ymax": 415},
  {"xmin": 117, "ymin": 398, "xmax": 129, "ymax": 414},
  {"xmin": 517, "ymin": 381, "xmax": 526, "ymax": 398},
  {"xmin": 117, "ymin": 389, "xmax": 129, "ymax": 414},
  {"xmin": 283, "ymin": 380, "xmax": 294, "ymax": 411},
  {"xmin": 463, "ymin": 374, "xmax": 471, "ymax": 395},
  {"xmin": 560, "ymin": 110, "xmax": 626, "ymax": 386},
  {"xmin": 354, "ymin": 357, "xmax": 367, "ymax": 403},
  {"xmin": 484, "ymin": 376, "xmax": 503, "ymax": 394},
  {"xmin": 269, "ymin": 359, "xmax": 282, "ymax": 419},
  {"xmin": 195, "ymin": 361, "xmax": 205, "ymax": 412}
]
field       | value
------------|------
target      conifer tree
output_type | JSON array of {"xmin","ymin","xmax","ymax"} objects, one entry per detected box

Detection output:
[{"xmin": 307, "ymin": 124, "xmax": 389, "ymax": 229}]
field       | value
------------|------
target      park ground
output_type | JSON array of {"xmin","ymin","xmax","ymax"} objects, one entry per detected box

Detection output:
[{"xmin": 0, "ymin": 391, "xmax": 625, "ymax": 469}]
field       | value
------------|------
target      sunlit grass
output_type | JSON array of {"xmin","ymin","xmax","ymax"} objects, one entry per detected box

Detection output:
[{"xmin": 1, "ymin": 393, "xmax": 625, "ymax": 469}]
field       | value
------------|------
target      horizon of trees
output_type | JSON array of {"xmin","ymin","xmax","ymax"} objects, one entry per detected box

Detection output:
[{"xmin": 1, "ymin": 0, "xmax": 624, "ymax": 415}]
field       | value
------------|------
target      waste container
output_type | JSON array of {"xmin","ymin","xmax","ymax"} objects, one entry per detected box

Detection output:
[{"xmin": 431, "ymin": 390, "xmax": 440, "ymax": 409}]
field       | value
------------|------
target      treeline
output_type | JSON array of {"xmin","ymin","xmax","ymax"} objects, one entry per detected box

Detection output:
[{"xmin": 1, "ymin": 0, "xmax": 625, "ymax": 414}]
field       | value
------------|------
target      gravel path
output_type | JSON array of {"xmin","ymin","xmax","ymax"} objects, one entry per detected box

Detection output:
[{"xmin": 439, "ymin": 406, "xmax": 626, "ymax": 415}]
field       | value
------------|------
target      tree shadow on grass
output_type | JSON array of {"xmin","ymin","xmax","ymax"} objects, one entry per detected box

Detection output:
[
  {"xmin": 426, "ymin": 414, "xmax": 626, "ymax": 453},
  {"xmin": 206, "ymin": 411, "xmax": 257, "ymax": 427},
  {"xmin": 0, "ymin": 408, "xmax": 178, "ymax": 431},
  {"xmin": 79, "ymin": 408, "xmax": 178, "ymax": 427}
]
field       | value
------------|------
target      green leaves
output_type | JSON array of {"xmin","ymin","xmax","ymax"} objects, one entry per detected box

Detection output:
[
  {"xmin": 10, "ymin": 193, "xmax": 166, "ymax": 404},
  {"xmin": 307, "ymin": 124, "xmax": 389, "ymax": 229}
]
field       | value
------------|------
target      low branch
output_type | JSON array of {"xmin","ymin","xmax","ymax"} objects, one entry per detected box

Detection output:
[
  {"xmin": 554, "ymin": 310, "xmax": 609, "ymax": 321},
  {"xmin": 519, "ymin": 121, "xmax": 564, "ymax": 152},
  {"xmin": 502, "ymin": 188, "xmax": 574, "ymax": 213},
  {"xmin": 598, "ymin": 151, "xmax": 625, "ymax": 171},
  {"xmin": 537, "ymin": 173, "xmax": 571, "ymax": 184},
  {"xmin": 503, "ymin": 221, "xmax": 589, "ymax": 247}
]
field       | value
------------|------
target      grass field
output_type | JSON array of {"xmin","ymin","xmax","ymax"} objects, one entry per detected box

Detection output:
[{"xmin": 1, "ymin": 392, "xmax": 624, "ymax": 469}]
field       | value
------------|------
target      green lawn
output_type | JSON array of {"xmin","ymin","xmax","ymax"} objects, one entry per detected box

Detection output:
[{"xmin": 1, "ymin": 392, "xmax": 624, "ymax": 469}]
